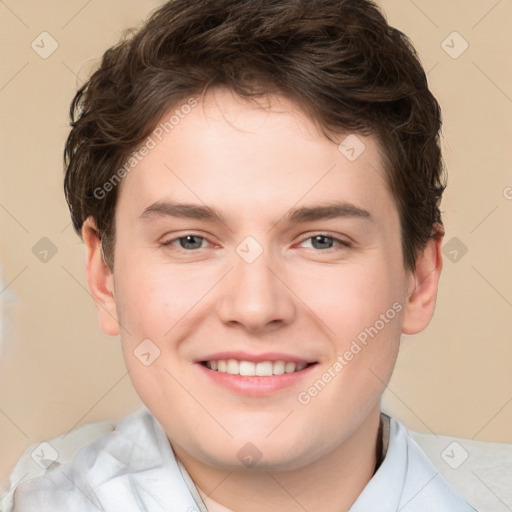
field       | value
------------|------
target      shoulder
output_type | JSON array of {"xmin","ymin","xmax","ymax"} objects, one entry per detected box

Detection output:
[
  {"xmin": 350, "ymin": 415, "xmax": 479, "ymax": 512},
  {"xmin": 2, "ymin": 407, "xmax": 161, "ymax": 512},
  {"xmin": 386, "ymin": 415, "xmax": 512, "ymax": 511},
  {"xmin": 390, "ymin": 417, "xmax": 477, "ymax": 511},
  {"xmin": 410, "ymin": 421, "xmax": 512, "ymax": 512}
]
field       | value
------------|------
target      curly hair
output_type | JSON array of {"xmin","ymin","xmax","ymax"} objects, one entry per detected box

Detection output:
[{"xmin": 64, "ymin": 0, "xmax": 445, "ymax": 271}]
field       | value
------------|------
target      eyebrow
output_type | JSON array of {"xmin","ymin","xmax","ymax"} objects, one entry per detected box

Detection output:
[
  {"xmin": 139, "ymin": 201, "xmax": 225, "ymax": 223},
  {"xmin": 284, "ymin": 202, "xmax": 372, "ymax": 224},
  {"xmin": 138, "ymin": 200, "xmax": 372, "ymax": 225}
]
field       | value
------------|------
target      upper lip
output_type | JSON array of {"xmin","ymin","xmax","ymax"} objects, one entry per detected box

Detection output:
[{"xmin": 196, "ymin": 351, "xmax": 316, "ymax": 364}]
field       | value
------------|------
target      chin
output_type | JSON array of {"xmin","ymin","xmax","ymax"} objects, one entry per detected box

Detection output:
[{"xmin": 187, "ymin": 431, "xmax": 324, "ymax": 473}]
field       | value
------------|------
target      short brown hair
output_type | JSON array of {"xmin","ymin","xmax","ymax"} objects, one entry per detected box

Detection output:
[{"xmin": 64, "ymin": 0, "xmax": 445, "ymax": 271}]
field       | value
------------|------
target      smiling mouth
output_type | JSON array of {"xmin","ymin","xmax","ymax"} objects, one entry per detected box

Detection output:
[{"xmin": 201, "ymin": 359, "xmax": 315, "ymax": 376}]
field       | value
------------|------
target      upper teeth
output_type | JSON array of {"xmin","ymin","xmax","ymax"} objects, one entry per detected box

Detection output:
[{"xmin": 206, "ymin": 359, "xmax": 307, "ymax": 376}]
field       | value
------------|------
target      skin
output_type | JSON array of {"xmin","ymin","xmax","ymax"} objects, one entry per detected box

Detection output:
[{"xmin": 83, "ymin": 87, "xmax": 443, "ymax": 512}]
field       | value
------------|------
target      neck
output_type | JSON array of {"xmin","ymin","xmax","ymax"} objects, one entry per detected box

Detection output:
[{"xmin": 174, "ymin": 407, "xmax": 382, "ymax": 512}]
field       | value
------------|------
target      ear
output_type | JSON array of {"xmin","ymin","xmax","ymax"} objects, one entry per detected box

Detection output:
[
  {"xmin": 82, "ymin": 217, "xmax": 120, "ymax": 336},
  {"xmin": 401, "ymin": 234, "xmax": 443, "ymax": 335}
]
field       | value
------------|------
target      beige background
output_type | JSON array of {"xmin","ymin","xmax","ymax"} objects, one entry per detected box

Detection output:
[{"xmin": 0, "ymin": 0, "xmax": 511, "ymax": 490}]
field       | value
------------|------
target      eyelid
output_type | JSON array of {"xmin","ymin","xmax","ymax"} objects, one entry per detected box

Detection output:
[
  {"xmin": 159, "ymin": 231, "xmax": 352, "ymax": 251},
  {"xmin": 160, "ymin": 232, "xmax": 216, "ymax": 249},
  {"xmin": 296, "ymin": 232, "xmax": 353, "ymax": 248}
]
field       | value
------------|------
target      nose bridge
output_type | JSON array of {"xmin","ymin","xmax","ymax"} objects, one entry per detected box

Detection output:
[{"xmin": 216, "ymin": 238, "xmax": 295, "ymax": 331}]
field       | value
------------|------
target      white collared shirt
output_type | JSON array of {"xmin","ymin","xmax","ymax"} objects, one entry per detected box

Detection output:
[{"xmin": 4, "ymin": 407, "xmax": 476, "ymax": 512}]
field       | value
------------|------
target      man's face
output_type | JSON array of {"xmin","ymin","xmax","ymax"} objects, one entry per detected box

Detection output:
[{"xmin": 94, "ymin": 88, "xmax": 426, "ymax": 471}]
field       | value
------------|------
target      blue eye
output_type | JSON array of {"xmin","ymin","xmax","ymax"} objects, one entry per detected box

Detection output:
[
  {"xmin": 163, "ymin": 235, "xmax": 207, "ymax": 250},
  {"xmin": 160, "ymin": 233, "xmax": 350, "ymax": 252},
  {"xmin": 299, "ymin": 235, "xmax": 349, "ymax": 250}
]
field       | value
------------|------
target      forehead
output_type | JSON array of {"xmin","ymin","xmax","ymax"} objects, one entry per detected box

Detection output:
[{"xmin": 116, "ymin": 87, "xmax": 396, "ymax": 227}]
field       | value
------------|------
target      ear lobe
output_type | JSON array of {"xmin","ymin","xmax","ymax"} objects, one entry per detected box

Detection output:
[
  {"xmin": 82, "ymin": 217, "xmax": 120, "ymax": 337},
  {"xmin": 401, "ymin": 235, "xmax": 443, "ymax": 335}
]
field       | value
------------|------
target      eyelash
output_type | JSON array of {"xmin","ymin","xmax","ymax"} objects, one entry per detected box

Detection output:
[{"xmin": 160, "ymin": 233, "xmax": 352, "ymax": 252}]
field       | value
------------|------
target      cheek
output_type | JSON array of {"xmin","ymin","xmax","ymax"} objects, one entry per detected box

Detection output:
[
  {"xmin": 293, "ymin": 252, "xmax": 406, "ymax": 406},
  {"xmin": 295, "ymin": 256, "xmax": 405, "ymax": 337},
  {"xmin": 113, "ymin": 255, "xmax": 210, "ymax": 337},
  {"xmin": 112, "ymin": 261, "xmax": 192, "ymax": 410}
]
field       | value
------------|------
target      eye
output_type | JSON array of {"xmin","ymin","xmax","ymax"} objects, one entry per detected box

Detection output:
[
  {"xmin": 299, "ymin": 234, "xmax": 350, "ymax": 250},
  {"xmin": 161, "ymin": 234, "xmax": 208, "ymax": 250}
]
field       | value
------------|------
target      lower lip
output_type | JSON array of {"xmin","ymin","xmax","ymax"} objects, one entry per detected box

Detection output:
[{"xmin": 197, "ymin": 363, "xmax": 317, "ymax": 396}]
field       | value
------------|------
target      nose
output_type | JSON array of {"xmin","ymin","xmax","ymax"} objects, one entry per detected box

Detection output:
[{"xmin": 216, "ymin": 245, "xmax": 297, "ymax": 334}]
